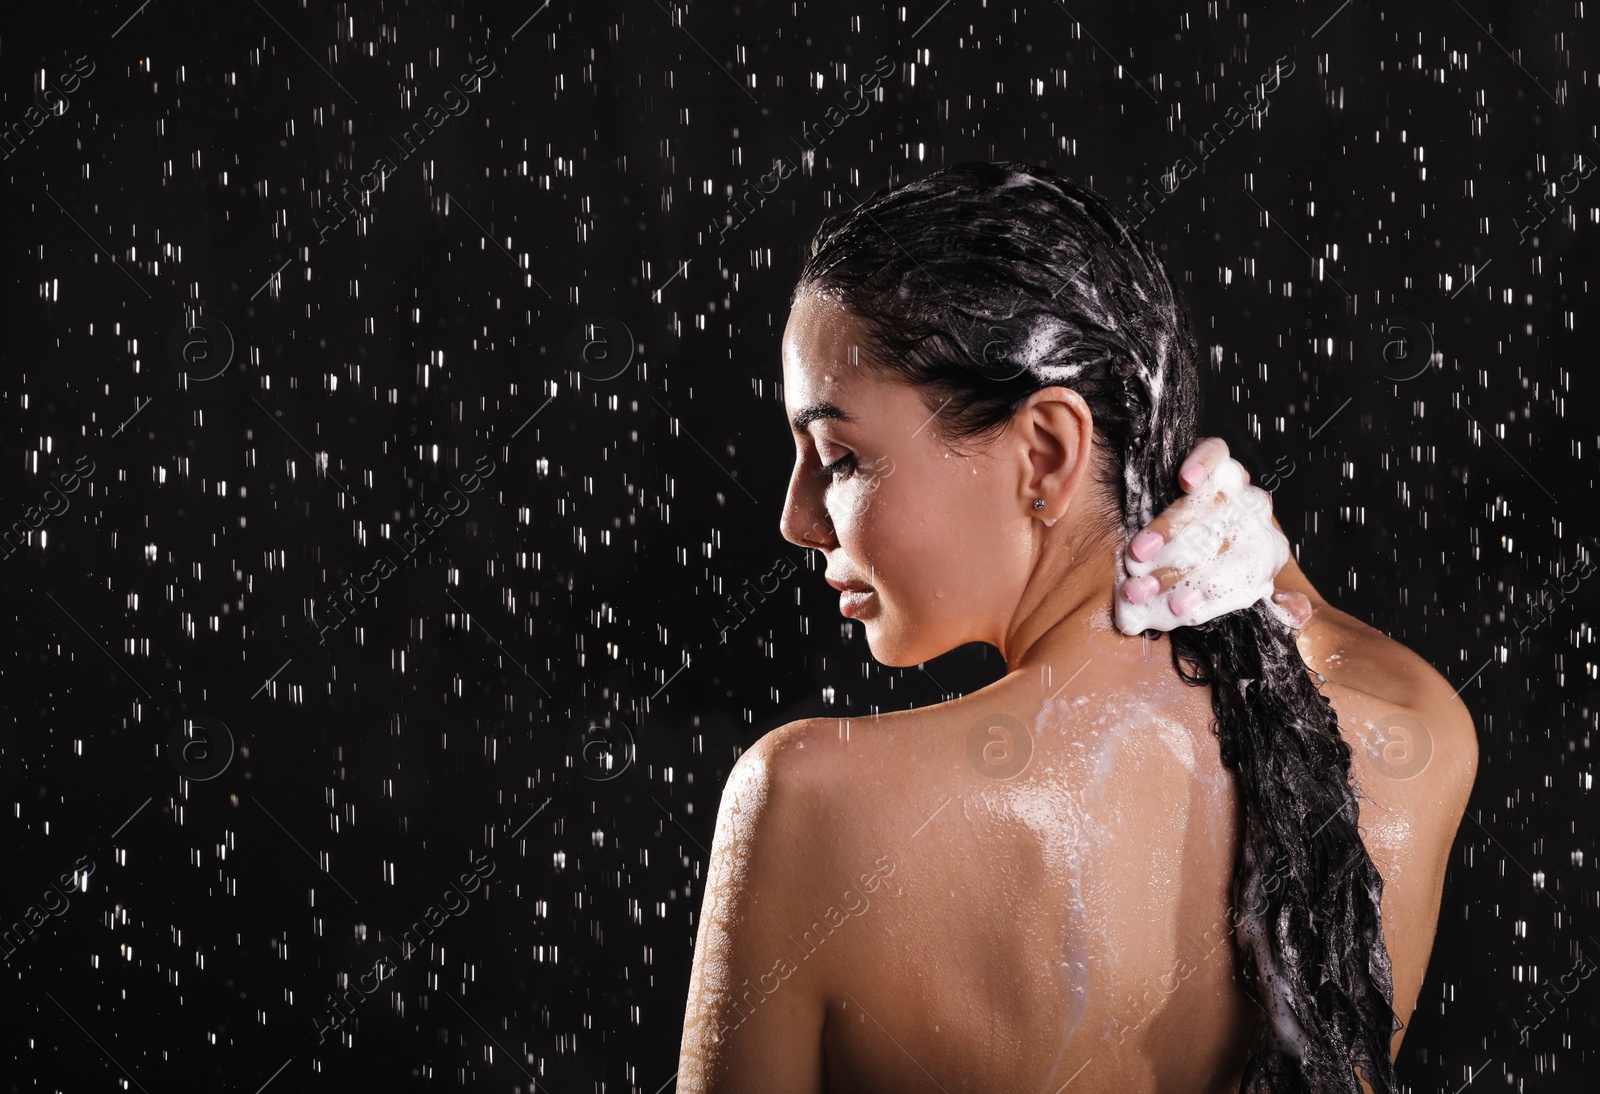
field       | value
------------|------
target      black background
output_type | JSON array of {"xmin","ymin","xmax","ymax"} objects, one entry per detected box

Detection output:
[{"xmin": 1, "ymin": 1, "xmax": 1596, "ymax": 1090}]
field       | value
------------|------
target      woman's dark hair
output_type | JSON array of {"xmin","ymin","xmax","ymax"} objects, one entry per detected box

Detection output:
[{"xmin": 791, "ymin": 161, "xmax": 1400, "ymax": 1094}]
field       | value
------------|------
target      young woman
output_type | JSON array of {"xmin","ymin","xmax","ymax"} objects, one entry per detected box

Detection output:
[{"xmin": 678, "ymin": 162, "xmax": 1477, "ymax": 1093}]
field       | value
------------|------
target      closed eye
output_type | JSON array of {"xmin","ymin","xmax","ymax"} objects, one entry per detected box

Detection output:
[{"xmin": 814, "ymin": 453, "xmax": 857, "ymax": 481}]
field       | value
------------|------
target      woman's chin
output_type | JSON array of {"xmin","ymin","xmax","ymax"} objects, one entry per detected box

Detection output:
[
  {"xmin": 860, "ymin": 624, "xmax": 897, "ymax": 665},
  {"xmin": 851, "ymin": 597, "xmax": 934, "ymax": 666},
  {"xmin": 864, "ymin": 622, "xmax": 928, "ymax": 668},
  {"xmin": 869, "ymin": 646, "xmax": 917, "ymax": 669}
]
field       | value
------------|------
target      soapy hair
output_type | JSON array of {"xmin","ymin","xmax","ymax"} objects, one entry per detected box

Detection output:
[{"xmin": 791, "ymin": 161, "xmax": 1400, "ymax": 1093}]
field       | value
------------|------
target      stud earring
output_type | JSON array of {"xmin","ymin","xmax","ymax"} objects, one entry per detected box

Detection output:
[{"xmin": 1033, "ymin": 499, "xmax": 1046, "ymax": 511}]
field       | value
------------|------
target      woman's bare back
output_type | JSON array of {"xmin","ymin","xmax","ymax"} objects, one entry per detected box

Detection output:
[{"xmin": 724, "ymin": 608, "xmax": 1477, "ymax": 1093}]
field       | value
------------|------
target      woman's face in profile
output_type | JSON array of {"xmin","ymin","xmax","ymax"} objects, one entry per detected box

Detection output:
[{"xmin": 779, "ymin": 290, "xmax": 1038, "ymax": 667}]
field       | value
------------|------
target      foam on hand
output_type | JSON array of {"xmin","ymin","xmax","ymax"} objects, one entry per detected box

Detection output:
[{"xmin": 1114, "ymin": 457, "xmax": 1290, "ymax": 635}]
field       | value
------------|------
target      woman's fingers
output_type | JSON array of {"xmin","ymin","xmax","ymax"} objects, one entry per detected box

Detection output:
[
  {"xmin": 1120, "ymin": 572, "xmax": 1160, "ymax": 605},
  {"xmin": 1119, "ymin": 565, "xmax": 1184, "ymax": 605},
  {"xmin": 1130, "ymin": 438, "xmax": 1239, "ymax": 562},
  {"xmin": 1129, "ymin": 528, "xmax": 1166, "ymax": 563},
  {"xmin": 1238, "ymin": 482, "xmax": 1272, "ymax": 519},
  {"xmin": 1177, "ymin": 436, "xmax": 1231, "ymax": 491},
  {"xmin": 1128, "ymin": 583, "xmax": 1314, "ymax": 628},
  {"xmin": 1117, "ymin": 437, "xmax": 1302, "ymax": 635},
  {"xmin": 1121, "ymin": 570, "xmax": 1202, "ymax": 612}
]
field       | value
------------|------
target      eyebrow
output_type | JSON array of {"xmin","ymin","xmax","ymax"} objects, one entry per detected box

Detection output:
[{"xmin": 790, "ymin": 402, "xmax": 853, "ymax": 435}]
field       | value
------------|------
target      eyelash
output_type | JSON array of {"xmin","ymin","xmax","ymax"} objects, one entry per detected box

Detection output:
[{"xmin": 814, "ymin": 453, "xmax": 857, "ymax": 481}]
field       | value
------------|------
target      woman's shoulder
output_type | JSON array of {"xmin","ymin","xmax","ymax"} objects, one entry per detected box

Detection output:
[
  {"xmin": 737, "ymin": 712, "xmax": 960, "ymax": 856},
  {"xmin": 721, "ymin": 718, "xmax": 889, "ymax": 836},
  {"xmin": 744, "ymin": 713, "xmax": 929, "ymax": 803},
  {"xmin": 695, "ymin": 719, "xmax": 895, "ymax": 956},
  {"xmin": 709, "ymin": 718, "xmax": 922, "ymax": 968},
  {"xmin": 1297, "ymin": 602, "xmax": 1479, "ymax": 831}
]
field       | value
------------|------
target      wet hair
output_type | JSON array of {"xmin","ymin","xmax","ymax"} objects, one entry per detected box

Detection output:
[{"xmin": 791, "ymin": 161, "xmax": 1400, "ymax": 1094}]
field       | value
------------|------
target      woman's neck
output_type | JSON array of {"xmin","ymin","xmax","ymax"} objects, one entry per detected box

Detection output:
[{"xmin": 998, "ymin": 542, "xmax": 1122, "ymax": 674}]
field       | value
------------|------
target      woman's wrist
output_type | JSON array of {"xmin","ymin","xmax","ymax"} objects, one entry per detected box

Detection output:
[{"xmin": 1267, "ymin": 517, "xmax": 1329, "ymax": 610}]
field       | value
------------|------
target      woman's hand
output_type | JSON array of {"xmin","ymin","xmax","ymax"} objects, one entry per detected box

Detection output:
[{"xmin": 1114, "ymin": 437, "xmax": 1313, "ymax": 635}]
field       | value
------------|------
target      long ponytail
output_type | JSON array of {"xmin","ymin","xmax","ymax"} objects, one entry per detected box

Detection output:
[
  {"xmin": 794, "ymin": 159, "xmax": 1401, "ymax": 1092},
  {"xmin": 1170, "ymin": 607, "xmax": 1400, "ymax": 1092}
]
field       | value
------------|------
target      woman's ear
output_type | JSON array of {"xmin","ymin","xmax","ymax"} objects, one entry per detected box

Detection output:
[{"xmin": 1017, "ymin": 385, "xmax": 1094, "ymax": 521}]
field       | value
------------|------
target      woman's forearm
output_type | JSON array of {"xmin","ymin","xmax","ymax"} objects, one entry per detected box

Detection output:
[
  {"xmin": 1268, "ymin": 515, "xmax": 1449, "ymax": 710},
  {"xmin": 1270, "ymin": 514, "xmax": 1330, "ymax": 609}
]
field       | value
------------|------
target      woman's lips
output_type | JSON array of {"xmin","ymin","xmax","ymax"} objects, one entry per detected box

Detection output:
[{"xmin": 839, "ymin": 588, "xmax": 875, "ymax": 618}]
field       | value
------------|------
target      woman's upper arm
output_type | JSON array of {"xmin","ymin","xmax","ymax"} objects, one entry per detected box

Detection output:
[
  {"xmin": 1382, "ymin": 674, "xmax": 1479, "ymax": 1057},
  {"xmin": 679, "ymin": 725, "xmax": 829, "ymax": 1094},
  {"xmin": 1286, "ymin": 586, "xmax": 1481, "ymax": 1061}
]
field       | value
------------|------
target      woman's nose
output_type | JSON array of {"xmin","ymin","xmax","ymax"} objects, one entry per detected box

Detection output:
[
  {"xmin": 781, "ymin": 503, "xmax": 833, "ymax": 550},
  {"xmin": 780, "ymin": 467, "xmax": 832, "ymax": 549}
]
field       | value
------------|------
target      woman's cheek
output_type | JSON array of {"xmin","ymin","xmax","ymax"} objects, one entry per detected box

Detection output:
[
  {"xmin": 844, "ymin": 485, "xmax": 904, "ymax": 589},
  {"xmin": 830, "ymin": 477, "xmax": 882, "ymax": 536},
  {"xmin": 824, "ymin": 488, "xmax": 861, "ymax": 542}
]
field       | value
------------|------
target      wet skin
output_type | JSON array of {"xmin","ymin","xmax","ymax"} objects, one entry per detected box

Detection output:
[{"xmin": 677, "ymin": 292, "xmax": 1479, "ymax": 1093}]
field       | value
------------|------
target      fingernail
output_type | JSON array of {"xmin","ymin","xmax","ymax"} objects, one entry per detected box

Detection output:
[
  {"xmin": 1123, "ymin": 575, "xmax": 1160, "ymax": 605},
  {"xmin": 1129, "ymin": 530, "xmax": 1164, "ymax": 562},
  {"xmin": 1179, "ymin": 462, "xmax": 1204, "ymax": 489},
  {"xmin": 1169, "ymin": 589, "xmax": 1202, "ymax": 617}
]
